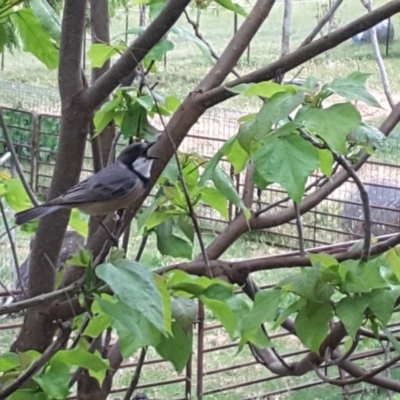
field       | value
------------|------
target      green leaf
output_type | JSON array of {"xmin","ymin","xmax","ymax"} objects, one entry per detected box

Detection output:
[
  {"xmin": 156, "ymin": 322, "xmax": 192, "ymax": 373},
  {"xmin": 318, "ymin": 149, "xmax": 334, "ymax": 177},
  {"xmin": 161, "ymin": 157, "xmax": 179, "ymax": 184},
  {"xmin": 156, "ymin": 220, "xmax": 192, "ymax": 259},
  {"xmin": 253, "ymin": 133, "xmax": 319, "ymax": 202},
  {"xmin": 99, "ymin": 298, "xmax": 161, "ymax": 357},
  {"xmin": 154, "ymin": 275, "xmax": 172, "ymax": 334},
  {"xmin": 348, "ymin": 124, "xmax": 387, "ymax": 150},
  {"xmin": 202, "ymin": 283, "xmax": 235, "ymax": 301},
  {"xmin": 201, "ymin": 186, "xmax": 229, "ymax": 219},
  {"xmin": 386, "ymin": 248, "xmax": 400, "ymax": 282},
  {"xmin": 199, "ymin": 136, "xmax": 236, "ymax": 185},
  {"xmin": 53, "ymin": 343, "xmax": 109, "ymax": 384},
  {"xmin": 0, "ymin": 24, "xmax": 7, "ymax": 53},
  {"xmin": 267, "ymin": 121, "xmax": 300, "ymax": 140},
  {"xmin": 8, "ymin": 390, "xmax": 47, "ymax": 400},
  {"xmin": 120, "ymin": 101, "xmax": 144, "ymax": 138},
  {"xmin": 302, "ymin": 76, "xmax": 320, "ymax": 92},
  {"xmin": 228, "ymin": 82, "xmax": 298, "ymax": 97},
  {"xmin": 298, "ymin": 103, "xmax": 362, "ymax": 154},
  {"xmin": 34, "ymin": 360, "xmax": 70, "ymax": 400},
  {"xmin": 200, "ymin": 295, "xmax": 237, "ymax": 337},
  {"xmin": 84, "ymin": 314, "xmax": 112, "ymax": 338},
  {"xmin": 335, "ymin": 295, "xmax": 370, "ymax": 339},
  {"xmin": 171, "ymin": 297, "xmax": 197, "ymax": 333},
  {"xmin": 322, "ymin": 72, "xmax": 380, "ymax": 107},
  {"xmin": 214, "ymin": 0, "xmax": 247, "ymax": 16},
  {"xmin": 3, "ymin": 178, "xmax": 32, "ymax": 212},
  {"xmin": 255, "ymin": 91, "xmax": 305, "ymax": 136},
  {"xmin": 178, "ymin": 216, "xmax": 194, "ymax": 243},
  {"xmin": 170, "ymin": 26, "xmax": 212, "ymax": 63},
  {"xmin": 166, "ymin": 96, "xmax": 181, "ymax": 112},
  {"xmin": 137, "ymin": 195, "xmax": 165, "ymax": 231},
  {"xmin": 31, "ymin": 0, "xmax": 62, "ymax": 42},
  {"xmin": 308, "ymin": 253, "xmax": 339, "ymax": 268},
  {"xmin": 137, "ymin": 95, "xmax": 154, "ymax": 111},
  {"xmin": 146, "ymin": 209, "xmax": 179, "ymax": 231},
  {"xmin": 367, "ymin": 288, "xmax": 400, "ymax": 327},
  {"xmin": 11, "ymin": 9, "xmax": 59, "ymax": 69},
  {"xmin": 95, "ymin": 260, "xmax": 166, "ymax": 333},
  {"xmin": 239, "ymin": 289, "xmax": 281, "ymax": 349},
  {"xmin": 340, "ymin": 259, "xmax": 388, "ymax": 293},
  {"xmin": 295, "ymin": 301, "xmax": 333, "ymax": 352},
  {"xmin": 237, "ymin": 120, "xmax": 258, "ymax": 153},
  {"xmin": 279, "ymin": 268, "xmax": 334, "ymax": 303},
  {"xmin": 212, "ymin": 167, "xmax": 250, "ymax": 218},
  {"xmin": 66, "ymin": 246, "xmax": 92, "ymax": 268},
  {"xmin": 0, "ymin": 352, "xmax": 19, "ymax": 372},
  {"xmin": 138, "ymin": 113, "xmax": 160, "ymax": 142},
  {"xmin": 93, "ymin": 91, "xmax": 124, "ymax": 134},
  {"xmin": 383, "ymin": 327, "xmax": 400, "ymax": 355},
  {"xmin": 225, "ymin": 139, "xmax": 249, "ymax": 174},
  {"xmin": 68, "ymin": 209, "xmax": 88, "ymax": 238},
  {"xmin": 88, "ymin": 42, "xmax": 127, "ymax": 68},
  {"xmin": 146, "ymin": 39, "xmax": 174, "ymax": 61}
]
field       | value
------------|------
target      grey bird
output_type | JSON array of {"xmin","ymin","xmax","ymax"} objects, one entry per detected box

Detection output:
[{"xmin": 15, "ymin": 142, "xmax": 156, "ymax": 225}]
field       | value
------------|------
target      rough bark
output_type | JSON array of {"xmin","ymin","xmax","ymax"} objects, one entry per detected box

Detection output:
[{"xmin": 12, "ymin": 0, "xmax": 88, "ymax": 353}]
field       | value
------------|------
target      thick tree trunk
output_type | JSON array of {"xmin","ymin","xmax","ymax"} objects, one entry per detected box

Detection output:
[{"xmin": 12, "ymin": 0, "xmax": 89, "ymax": 353}]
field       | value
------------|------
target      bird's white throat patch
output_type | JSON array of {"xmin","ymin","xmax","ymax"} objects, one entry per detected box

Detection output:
[{"xmin": 132, "ymin": 157, "xmax": 153, "ymax": 179}]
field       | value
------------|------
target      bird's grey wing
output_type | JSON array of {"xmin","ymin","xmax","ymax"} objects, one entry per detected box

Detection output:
[{"xmin": 49, "ymin": 165, "xmax": 139, "ymax": 206}]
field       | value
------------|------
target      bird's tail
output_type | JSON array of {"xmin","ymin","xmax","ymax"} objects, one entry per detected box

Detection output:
[{"xmin": 15, "ymin": 205, "xmax": 64, "ymax": 225}]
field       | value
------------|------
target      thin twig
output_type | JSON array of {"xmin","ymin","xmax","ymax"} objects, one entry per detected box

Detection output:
[
  {"xmin": 255, "ymin": 164, "xmax": 340, "ymax": 216},
  {"xmin": 0, "ymin": 198, "xmax": 26, "ymax": 299},
  {"xmin": 69, "ymin": 314, "xmax": 90, "ymax": 349},
  {"xmin": 0, "ymin": 323, "xmax": 72, "ymax": 399},
  {"xmin": 0, "ymin": 275, "xmax": 85, "ymax": 316},
  {"xmin": 123, "ymin": 347, "xmax": 147, "ymax": 400},
  {"xmin": 360, "ymin": 0, "xmax": 395, "ymax": 109},
  {"xmin": 107, "ymin": 130, "xmax": 122, "ymax": 166},
  {"xmin": 0, "ymin": 107, "xmax": 38, "ymax": 206},
  {"xmin": 301, "ymin": 0, "xmax": 343, "ymax": 46},
  {"xmin": 333, "ymin": 155, "xmax": 371, "ymax": 261},
  {"xmin": 147, "ymin": 87, "xmax": 213, "ymax": 278},
  {"xmin": 358, "ymin": 327, "xmax": 400, "ymax": 341},
  {"xmin": 314, "ymin": 354, "xmax": 400, "ymax": 386},
  {"xmin": 330, "ymin": 334, "xmax": 360, "ymax": 365},
  {"xmin": 183, "ymin": 10, "xmax": 240, "ymax": 79},
  {"xmin": 135, "ymin": 235, "xmax": 148, "ymax": 262},
  {"xmin": 294, "ymin": 123, "xmax": 371, "ymax": 261},
  {"xmin": 293, "ymin": 201, "xmax": 305, "ymax": 256},
  {"xmin": 0, "ymin": 279, "xmax": 18, "ymax": 304}
]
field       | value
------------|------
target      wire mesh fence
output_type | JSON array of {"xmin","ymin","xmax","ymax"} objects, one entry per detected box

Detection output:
[{"xmin": 1, "ymin": 89, "xmax": 400, "ymax": 398}]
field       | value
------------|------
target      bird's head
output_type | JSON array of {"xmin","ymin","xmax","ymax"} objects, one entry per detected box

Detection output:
[{"xmin": 117, "ymin": 141, "xmax": 157, "ymax": 180}]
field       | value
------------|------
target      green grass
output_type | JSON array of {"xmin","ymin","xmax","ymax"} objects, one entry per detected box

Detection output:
[{"xmin": 1, "ymin": 0, "xmax": 400, "ymax": 113}]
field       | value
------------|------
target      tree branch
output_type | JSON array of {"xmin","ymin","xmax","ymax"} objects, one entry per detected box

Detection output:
[
  {"xmin": 196, "ymin": 1, "xmax": 400, "ymax": 108},
  {"xmin": 361, "ymin": 0, "xmax": 395, "ymax": 109},
  {"xmin": 159, "ymin": 232, "xmax": 400, "ymax": 277},
  {"xmin": 202, "ymin": 100, "xmax": 400, "ymax": 261},
  {"xmin": 82, "ymin": 0, "xmax": 190, "ymax": 110},
  {"xmin": 197, "ymin": 0, "xmax": 275, "ymax": 91},
  {"xmin": 58, "ymin": 0, "xmax": 86, "ymax": 101},
  {"xmin": 301, "ymin": 0, "xmax": 343, "ymax": 46}
]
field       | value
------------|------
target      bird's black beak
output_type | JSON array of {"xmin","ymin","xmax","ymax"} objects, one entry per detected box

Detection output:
[{"xmin": 145, "ymin": 141, "xmax": 159, "ymax": 159}]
